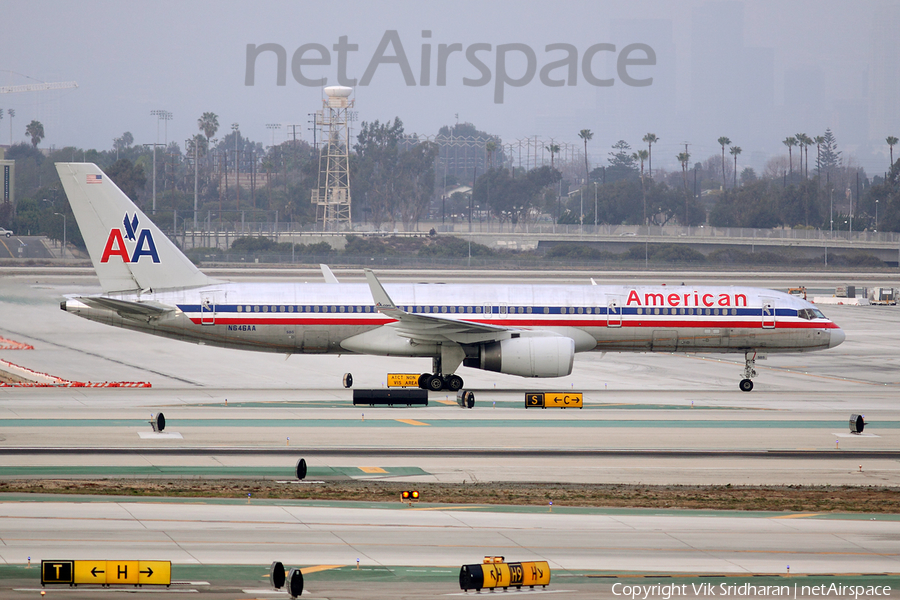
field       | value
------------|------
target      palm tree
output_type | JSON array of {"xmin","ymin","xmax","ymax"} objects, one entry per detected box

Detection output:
[
  {"xmin": 545, "ymin": 143, "xmax": 560, "ymax": 170},
  {"xmin": 794, "ymin": 134, "xmax": 806, "ymax": 179},
  {"xmin": 578, "ymin": 129, "xmax": 593, "ymax": 181},
  {"xmin": 633, "ymin": 149, "xmax": 649, "ymax": 180},
  {"xmin": 642, "ymin": 133, "xmax": 658, "ymax": 178},
  {"xmin": 198, "ymin": 112, "xmax": 219, "ymax": 145},
  {"xmin": 677, "ymin": 151, "xmax": 691, "ymax": 224},
  {"xmin": 783, "ymin": 136, "xmax": 797, "ymax": 179},
  {"xmin": 634, "ymin": 149, "xmax": 649, "ymax": 224},
  {"xmin": 25, "ymin": 120, "xmax": 44, "ymax": 148},
  {"xmin": 808, "ymin": 134, "xmax": 814, "ymax": 176},
  {"xmin": 677, "ymin": 152, "xmax": 690, "ymax": 190},
  {"xmin": 729, "ymin": 146, "xmax": 742, "ymax": 188},
  {"xmin": 198, "ymin": 112, "xmax": 220, "ymax": 183},
  {"xmin": 717, "ymin": 136, "xmax": 731, "ymax": 188},
  {"xmin": 888, "ymin": 136, "xmax": 899, "ymax": 168},
  {"xmin": 485, "ymin": 140, "xmax": 497, "ymax": 170},
  {"xmin": 798, "ymin": 133, "xmax": 813, "ymax": 178}
]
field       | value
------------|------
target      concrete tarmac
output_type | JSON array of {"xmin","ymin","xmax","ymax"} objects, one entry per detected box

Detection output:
[
  {"xmin": 1, "ymin": 498, "xmax": 899, "ymax": 599},
  {"xmin": 1, "ymin": 269, "xmax": 899, "ymax": 485},
  {"xmin": 1, "ymin": 268, "xmax": 900, "ymax": 597}
]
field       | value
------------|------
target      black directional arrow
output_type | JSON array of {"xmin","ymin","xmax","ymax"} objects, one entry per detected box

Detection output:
[
  {"xmin": 91, "ymin": 567, "xmax": 105, "ymax": 577},
  {"xmin": 140, "ymin": 567, "xmax": 153, "ymax": 577}
]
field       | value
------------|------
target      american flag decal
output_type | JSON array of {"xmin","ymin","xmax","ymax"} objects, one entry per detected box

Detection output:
[{"xmin": 86, "ymin": 174, "xmax": 102, "ymax": 184}]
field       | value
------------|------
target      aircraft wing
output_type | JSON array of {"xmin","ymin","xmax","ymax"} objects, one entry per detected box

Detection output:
[
  {"xmin": 72, "ymin": 296, "xmax": 175, "ymax": 320},
  {"xmin": 364, "ymin": 269, "xmax": 511, "ymax": 344}
]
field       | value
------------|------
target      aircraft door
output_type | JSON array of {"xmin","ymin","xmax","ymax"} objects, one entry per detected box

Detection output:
[
  {"xmin": 200, "ymin": 292, "xmax": 219, "ymax": 326},
  {"xmin": 607, "ymin": 298, "xmax": 622, "ymax": 328},
  {"xmin": 761, "ymin": 297, "xmax": 776, "ymax": 329}
]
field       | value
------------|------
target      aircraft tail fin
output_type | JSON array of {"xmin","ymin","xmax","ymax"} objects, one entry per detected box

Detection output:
[{"xmin": 56, "ymin": 162, "xmax": 213, "ymax": 293}]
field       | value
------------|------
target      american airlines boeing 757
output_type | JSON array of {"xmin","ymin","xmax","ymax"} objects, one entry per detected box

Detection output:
[{"xmin": 56, "ymin": 163, "xmax": 844, "ymax": 392}]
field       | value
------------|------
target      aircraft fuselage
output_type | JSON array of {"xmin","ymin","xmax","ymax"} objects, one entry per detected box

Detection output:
[{"xmin": 63, "ymin": 281, "xmax": 842, "ymax": 357}]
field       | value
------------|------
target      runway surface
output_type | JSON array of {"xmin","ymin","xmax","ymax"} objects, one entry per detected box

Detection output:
[
  {"xmin": 2, "ymin": 497, "xmax": 899, "ymax": 599},
  {"xmin": 2, "ymin": 268, "xmax": 899, "ymax": 485},
  {"xmin": 1, "ymin": 267, "xmax": 899, "ymax": 597}
]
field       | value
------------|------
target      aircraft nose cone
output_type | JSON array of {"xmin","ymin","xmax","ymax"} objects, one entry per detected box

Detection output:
[{"xmin": 829, "ymin": 328, "xmax": 845, "ymax": 348}]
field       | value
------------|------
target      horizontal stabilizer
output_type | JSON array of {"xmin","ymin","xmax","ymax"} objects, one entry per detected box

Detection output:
[{"xmin": 74, "ymin": 296, "xmax": 174, "ymax": 320}]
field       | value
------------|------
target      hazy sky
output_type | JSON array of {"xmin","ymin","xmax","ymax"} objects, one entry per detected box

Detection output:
[{"xmin": 3, "ymin": 0, "xmax": 898, "ymax": 174}]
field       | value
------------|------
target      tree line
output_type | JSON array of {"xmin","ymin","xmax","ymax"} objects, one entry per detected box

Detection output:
[{"xmin": 2, "ymin": 114, "xmax": 899, "ymax": 250}]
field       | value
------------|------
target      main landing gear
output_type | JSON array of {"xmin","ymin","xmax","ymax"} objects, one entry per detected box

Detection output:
[
  {"xmin": 418, "ymin": 372, "xmax": 464, "ymax": 392},
  {"xmin": 739, "ymin": 351, "xmax": 757, "ymax": 392},
  {"xmin": 418, "ymin": 356, "xmax": 464, "ymax": 392}
]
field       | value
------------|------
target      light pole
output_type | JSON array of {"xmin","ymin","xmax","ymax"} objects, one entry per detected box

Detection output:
[
  {"xmin": 266, "ymin": 123, "xmax": 281, "ymax": 211},
  {"xmin": 232, "ymin": 123, "xmax": 240, "ymax": 212},
  {"xmin": 53, "ymin": 212, "xmax": 66, "ymax": 259},
  {"xmin": 143, "ymin": 142, "xmax": 165, "ymax": 213},
  {"xmin": 149, "ymin": 110, "xmax": 171, "ymax": 213},
  {"xmin": 829, "ymin": 187, "xmax": 833, "ymax": 236},
  {"xmin": 580, "ymin": 188, "xmax": 584, "ymax": 233},
  {"xmin": 161, "ymin": 110, "xmax": 172, "ymax": 145},
  {"xmin": 187, "ymin": 137, "xmax": 200, "ymax": 230},
  {"xmin": 266, "ymin": 123, "xmax": 280, "ymax": 148},
  {"xmin": 594, "ymin": 181, "xmax": 598, "ymax": 228}
]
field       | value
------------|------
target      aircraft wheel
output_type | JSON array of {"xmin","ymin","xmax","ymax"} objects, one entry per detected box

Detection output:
[
  {"xmin": 445, "ymin": 375, "xmax": 464, "ymax": 392},
  {"xmin": 418, "ymin": 373, "xmax": 430, "ymax": 389},
  {"xmin": 739, "ymin": 378, "xmax": 754, "ymax": 392},
  {"xmin": 426, "ymin": 374, "xmax": 444, "ymax": 392}
]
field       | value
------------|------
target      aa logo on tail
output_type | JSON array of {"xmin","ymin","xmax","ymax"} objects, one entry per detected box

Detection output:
[{"xmin": 100, "ymin": 213, "xmax": 160, "ymax": 263}]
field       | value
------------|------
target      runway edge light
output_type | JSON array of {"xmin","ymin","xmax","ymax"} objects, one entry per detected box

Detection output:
[
  {"xmin": 149, "ymin": 412, "xmax": 165, "ymax": 432},
  {"xmin": 287, "ymin": 567, "xmax": 304, "ymax": 599},
  {"xmin": 270, "ymin": 561, "xmax": 286, "ymax": 589}
]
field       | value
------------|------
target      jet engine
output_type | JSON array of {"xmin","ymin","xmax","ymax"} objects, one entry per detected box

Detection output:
[{"xmin": 465, "ymin": 336, "xmax": 574, "ymax": 377}]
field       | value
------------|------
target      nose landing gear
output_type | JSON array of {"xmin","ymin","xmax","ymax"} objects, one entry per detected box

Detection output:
[{"xmin": 739, "ymin": 351, "xmax": 758, "ymax": 392}]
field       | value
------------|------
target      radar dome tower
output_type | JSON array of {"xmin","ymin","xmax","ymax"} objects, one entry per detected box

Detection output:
[{"xmin": 311, "ymin": 86, "xmax": 355, "ymax": 231}]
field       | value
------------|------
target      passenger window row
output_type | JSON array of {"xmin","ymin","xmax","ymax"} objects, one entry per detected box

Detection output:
[
  {"xmin": 231, "ymin": 305, "xmax": 602, "ymax": 314},
  {"xmin": 226, "ymin": 305, "xmax": 793, "ymax": 317},
  {"xmin": 636, "ymin": 307, "xmax": 739, "ymax": 316}
]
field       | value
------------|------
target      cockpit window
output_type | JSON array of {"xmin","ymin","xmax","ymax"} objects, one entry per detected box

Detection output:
[{"xmin": 798, "ymin": 308, "xmax": 827, "ymax": 320}]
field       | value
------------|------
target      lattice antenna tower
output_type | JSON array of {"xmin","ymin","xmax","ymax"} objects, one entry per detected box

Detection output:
[{"xmin": 311, "ymin": 86, "xmax": 355, "ymax": 231}]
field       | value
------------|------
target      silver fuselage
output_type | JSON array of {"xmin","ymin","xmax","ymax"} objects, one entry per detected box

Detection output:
[{"xmin": 63, "ymin": 282, "xmax": 843, "ymax": 357}]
